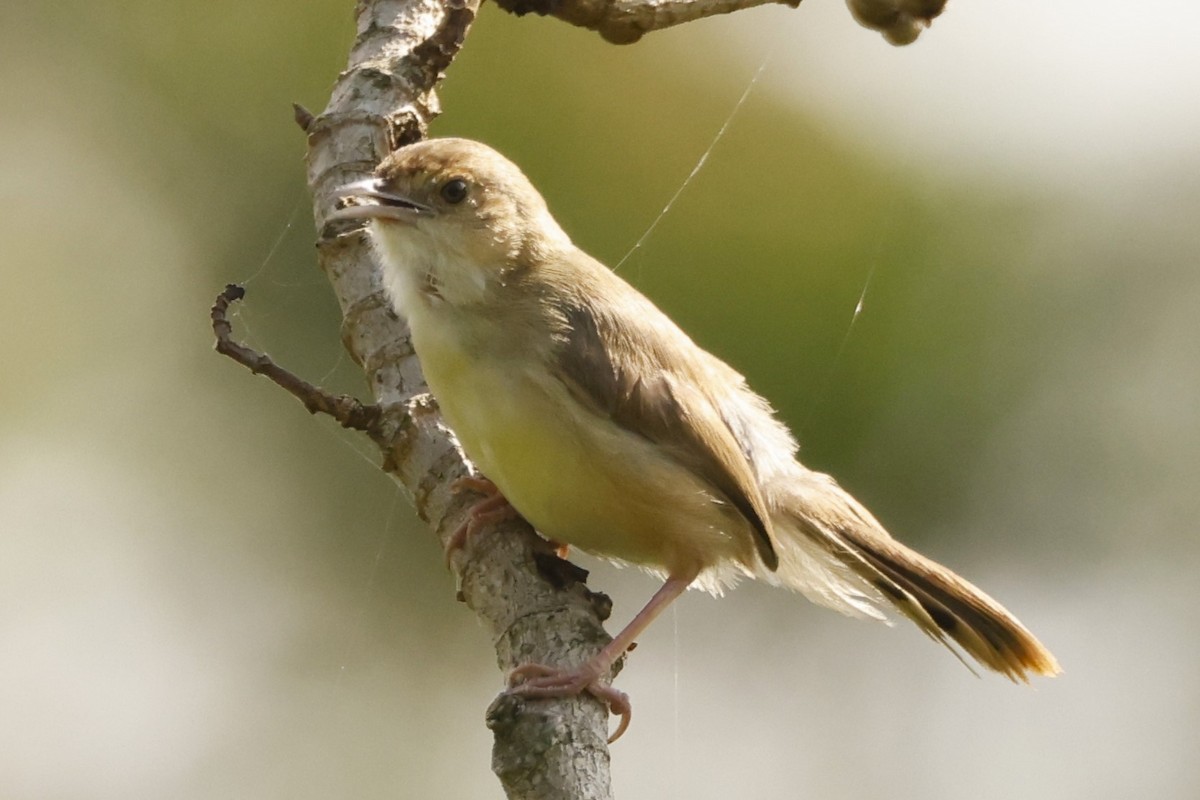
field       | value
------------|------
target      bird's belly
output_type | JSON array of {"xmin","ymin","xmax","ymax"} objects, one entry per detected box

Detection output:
[{"xmin": 415, "ymin": 329, "xmax": 748, "ymax": 573}]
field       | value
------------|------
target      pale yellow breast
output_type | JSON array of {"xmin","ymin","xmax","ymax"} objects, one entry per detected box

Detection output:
[{"xmin": 409, "ymin": 309, "xmax": 752, "ymax": 576}]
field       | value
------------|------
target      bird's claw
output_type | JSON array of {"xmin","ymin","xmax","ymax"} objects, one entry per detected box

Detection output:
[
  {"xmin": 445, "ymin": 476, "xmax": 520, "ymax": 568},
  {"xmin": 507, "ymin": 662, "xmax": 632, "ymax": 743}
]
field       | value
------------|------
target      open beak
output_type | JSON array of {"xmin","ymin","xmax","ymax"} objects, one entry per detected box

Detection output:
[{"xmin": 330, "ymin": 178, "xmax": 435, "ymax": 223}]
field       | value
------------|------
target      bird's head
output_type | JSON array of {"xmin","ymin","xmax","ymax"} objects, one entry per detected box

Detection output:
[{"xmin": 332, "ymin": 138, "xmax": 572, "ymax": 308}]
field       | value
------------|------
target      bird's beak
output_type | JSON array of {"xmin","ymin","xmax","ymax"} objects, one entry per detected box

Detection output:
[{"xmin": 330, "ymin": 177, "xmax": 435, "ymax": 223}]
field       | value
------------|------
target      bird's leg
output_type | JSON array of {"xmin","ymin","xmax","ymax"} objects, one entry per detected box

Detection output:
[
  {"xmin": 445, "ymin": 476, "xmax": 521, "ymax": 566},
  {"xmin": 506, "ymin": 571, "xmax": 697, "ymax": 742}
]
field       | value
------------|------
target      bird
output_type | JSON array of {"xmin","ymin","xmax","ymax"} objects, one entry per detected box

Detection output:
[{"xmin": 331, "ymin": 137, "xmax": 1061, "ymax": 740}]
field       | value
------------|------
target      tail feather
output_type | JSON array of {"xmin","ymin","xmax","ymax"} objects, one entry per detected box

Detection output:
[
  {"xmin": 774, "ymin": 475, "xmax": 1061, "ymax": 682},
  {"xmin": 845, "ymin": 531, "xmax": 1060, "ymax": 680}
]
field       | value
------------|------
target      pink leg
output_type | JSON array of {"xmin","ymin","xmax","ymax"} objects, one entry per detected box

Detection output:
[
  {"xmin": 445, "ymin": 476, "xmax": 521, "ymax": 567},
  {"xmin": 507, "ymin": 571, "xmax": 697, "ymax": 743}
]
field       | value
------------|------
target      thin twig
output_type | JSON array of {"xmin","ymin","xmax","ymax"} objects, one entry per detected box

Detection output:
[
  {"xmin": 293, "ymin": 103, "xmax": 316, "ymax": 133},
  {"xmin": 211, "ymin": 284, "xmax": 383, "ymax": 432}
]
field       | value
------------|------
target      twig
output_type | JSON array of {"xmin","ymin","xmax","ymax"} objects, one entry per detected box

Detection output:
[
  {"xmin": 211, "ymin": 284, "xmax": 383, "ymax": 433},
  {"xmin": 293, "ymin": 103, "xmax": 316, "ymax": 133}
]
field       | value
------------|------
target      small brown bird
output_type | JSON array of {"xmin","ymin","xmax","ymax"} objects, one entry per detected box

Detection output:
[{"xmin": 333, "ymin": 137, "xmax": 1060, "ymax": 740}]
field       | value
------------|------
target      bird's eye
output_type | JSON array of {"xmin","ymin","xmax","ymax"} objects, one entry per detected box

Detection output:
[{"xmin": 440, "ymin": 178, "xmax": 469, "ymax": 205}]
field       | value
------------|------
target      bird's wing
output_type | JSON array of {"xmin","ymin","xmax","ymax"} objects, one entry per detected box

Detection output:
[{"xmin": 551, "ymin": 289, "xmax": 779, "ymax": 571}]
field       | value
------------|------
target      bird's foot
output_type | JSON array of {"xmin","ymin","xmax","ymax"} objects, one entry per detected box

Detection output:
[
  {"xmin": 507, "ymin": 661, "xmax": 632, "ymax": 743},
  {"xmin": 445, "ymin": 476, "xmax": 520, "ymax": 567}
]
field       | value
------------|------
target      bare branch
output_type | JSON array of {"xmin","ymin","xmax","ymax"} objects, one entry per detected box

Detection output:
[
  {"xmin": 493, "ymin": 0, "xmax": 947, "ymax": 44},
  {"xmin": 212, "ymin": 284, "xmax": 383, "ymax": 432},
  {"xmin": 212, "ymin": 0, "xmax": 620, "ymax": 796}
]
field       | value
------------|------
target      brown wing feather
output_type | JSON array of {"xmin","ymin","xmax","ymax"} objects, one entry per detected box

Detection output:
[{"xmin": 552, "ymin": 297, "xmax": 779, "ymax": 570}]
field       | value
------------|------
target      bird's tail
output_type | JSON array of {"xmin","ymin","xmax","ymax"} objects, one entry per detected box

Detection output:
[{"xmin": 766, "ymin": 471, "xmax": 1061, "ymax": 682}]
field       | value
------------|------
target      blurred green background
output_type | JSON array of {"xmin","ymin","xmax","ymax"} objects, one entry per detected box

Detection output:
[{"xmin": 3, "ymin": 1, "xmax": 1198, "ymax": 797}]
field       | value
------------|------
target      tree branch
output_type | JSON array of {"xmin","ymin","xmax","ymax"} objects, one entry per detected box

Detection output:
[
  {"xmin": 492, "ymin": 0, "xmax": 947, "ymax": 45},
  {"xmin": 214, "ymin": 1, "xmax": 621, "ymax": 796}
]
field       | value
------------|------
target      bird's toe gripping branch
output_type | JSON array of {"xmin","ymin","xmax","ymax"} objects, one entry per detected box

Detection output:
[
  {"xmin": 507, "ymin": 661, "xmax": 633, "ymax": 744},
  {"xmin": 445, "ymin": 476, "xmax": 523, "ymax": 567}
]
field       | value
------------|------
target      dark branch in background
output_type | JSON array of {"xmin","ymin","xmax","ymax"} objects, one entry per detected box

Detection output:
[
  {"xmin": 493, "ymin": 0, "xmax": 946, "ymax": 45},
  {"xmin": 847, "ymin": 0, "xmax": 947, "ymax": 45}
]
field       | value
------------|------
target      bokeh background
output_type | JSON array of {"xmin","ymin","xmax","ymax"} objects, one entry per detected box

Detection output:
[{"xmin": 3, "ymin": 1, "xmax": 1198, "ymax": 797}]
